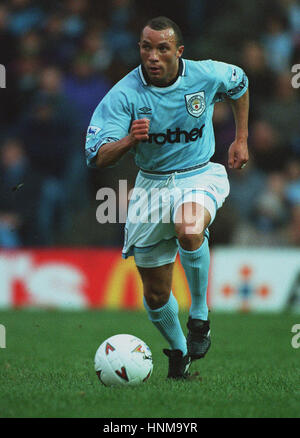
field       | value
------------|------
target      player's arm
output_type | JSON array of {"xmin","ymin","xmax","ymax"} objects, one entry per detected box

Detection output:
[
  {"xmin": 211, "ymin": 60, "xmax": 249, "ymax": 169},
  {"xmin": 95, "ymin": 118, "xmax": 150, "ymax": 168},
  {"xmin": 226, "ymin": 88, "xmax": 249, "ymax": 169}
]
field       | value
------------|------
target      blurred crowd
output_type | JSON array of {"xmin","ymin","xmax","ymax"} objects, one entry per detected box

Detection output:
[{"xmin": 0, "ymin": 0, "xmax": 299, "ymax": 248}]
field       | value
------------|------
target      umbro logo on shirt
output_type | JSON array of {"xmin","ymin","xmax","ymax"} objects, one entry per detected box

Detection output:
[{"xmin": 138, "ymin": 106, "xmax": 152, "ymax": 114}]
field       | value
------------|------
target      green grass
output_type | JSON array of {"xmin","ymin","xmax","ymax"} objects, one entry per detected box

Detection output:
[{"xmin": 0, "ymin": 310, "xmax": 299, "ymax": 418}]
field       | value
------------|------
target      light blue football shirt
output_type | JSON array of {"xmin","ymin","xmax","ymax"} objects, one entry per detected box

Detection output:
[{"xmin": 85, "ymin": 58, "xmax": 248, "ymax": 171}]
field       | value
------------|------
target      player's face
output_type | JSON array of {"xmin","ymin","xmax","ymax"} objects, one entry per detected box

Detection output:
[{"xmin": 139, "ymin": 26, "xmax": 184, "ymax": 86}]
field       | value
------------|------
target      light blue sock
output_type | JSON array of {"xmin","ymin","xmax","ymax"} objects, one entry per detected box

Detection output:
[
  {"xmin": 143, "ymin": 291, "xmax": 187, "ymax": 356},
  {"xmin": 179, "ymin": 236, "xmax": 210, "ymax": 321}
]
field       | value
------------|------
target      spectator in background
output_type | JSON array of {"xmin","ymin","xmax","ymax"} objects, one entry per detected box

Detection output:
[
  {"xmin": 261, "ymin": 12, "xmax": 294, "ymax": 73},
  {"xmin": 251, "ymin": 172, "xmax": 289, "ymax": 235},
  {"xmin": 212, "ymin": 101, "xmax": 236, "ymax": 166},
  {"xmin": 19, "ymin": 29, "xmax": 42, "ymax": 57},
  {"xmin": 288, "ymin": 204, "xmax": 300, "ymax": 245},
  {"xmin": 0, "ymin": 4, "xmax": 16, "ymax": 66},
  {"xmin": 17, "ymin": 66, "xmax": 79, "ymax": 178},
  {"xmin": 14, "ymin": 29, "xmax": 44, "ymax": 118},
  {"xmin": 231, "ymin": 171, "xmax": 289, "ymax": 246},
  {"xmin": 290, "ymin": 44, "xmax": 300, "ymax": 155},
  {"xmin": 16, "ymin": 66, "xmax": 83, "ymax": 244},
  {"xmin": 8, "ymin": 0, "xmax": 45, "ymax": 36},
  {"xmin": 79, "ymin": 29, "xmax": 113, "ymax": 73},
  {"xmin": 104, "ymin": 0, "xmax": 139, "ymax": 66},
  {"xmin": 282, "ymin": 156, "xmax": 300, "ymax": 246},
  {"xmin": 61, "ymin": 0, "xmax": 88, "ymax": 40},
  {"xmin": 284, "ymin": 158, "xmax": 300, "ymax": 205},
  {"xmin": 283, "ymin": 159, "xmax": 300, "ymax": 243},
  {"xmin": 62, "ymin": 56, "xmax": 111, "ymax": 131},
  {"xmin": 228, "ymin": 158, "xmax": 267, "ymax": 223},
  {"xmin": 279, "ymin": 0, "xmax": 300, "ymax": 41},
  {"xmin": 0, "ymin": 4, "xmax": 18, "ymax": 130},
  {"xmin": 240, "ymin": 41, "xmax": 276, "ymax": 116},
  {"xmin": 258, "ymin": 72, "xmax": 300, "ymax": 149},
  {"xmin": 0, "ymin": 138, "xmax": 43, "ymax": 247},
  {"xmin": 249, "ymin": 120, "xmax": 291, "ymax": 173},
  {"xmin": 14, "ymin": 54, "xmax": 41, "ymax": 121},
  {"xmin": 41, "ymin": 12, "xmax": 78, "ymax": 69}
]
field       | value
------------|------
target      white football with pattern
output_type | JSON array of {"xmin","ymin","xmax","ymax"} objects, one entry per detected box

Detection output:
[{"xmin": 94, "ymin": 334, "xmax": 153, "ymax": 386}]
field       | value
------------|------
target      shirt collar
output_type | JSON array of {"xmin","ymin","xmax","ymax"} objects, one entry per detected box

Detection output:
[{"xmin": 139, "ymin": 58, "xmax": 186, "ymax": 86}]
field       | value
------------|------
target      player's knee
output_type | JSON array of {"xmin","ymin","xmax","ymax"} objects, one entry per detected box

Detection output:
[
  {"xmin": 143, "ymin": 283, "xmax": 170, "ymax": 310},
  {"xmin": 177, "ymin": 229, "xmax": 204, "ymax": 251}
]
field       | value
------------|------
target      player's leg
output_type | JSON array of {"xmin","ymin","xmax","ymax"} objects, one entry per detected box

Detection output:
[
  {"xmin": 136, "ymin": 260, "xmax": 190, "ymax": 379},
  {"xmin": 137, "ymin": 262, "xmax": 173, "ymax": 309},
  {"xmin": 174, "ymin": 201, "xmax": 212, "ymax": 360},
  {"xmin": 137, "ymin": 263, "xmax": 188, "ymax": 354}
]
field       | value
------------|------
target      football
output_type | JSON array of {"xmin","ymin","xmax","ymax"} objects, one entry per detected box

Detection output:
[{"xmin": 94, "ymin": 334, "xmax": 153, "ymax": 386}]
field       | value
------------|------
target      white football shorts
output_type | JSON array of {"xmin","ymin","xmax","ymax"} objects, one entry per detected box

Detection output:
[{"xmin": 122, "ymin": 161, "xmax": 230, "ymax": 267}]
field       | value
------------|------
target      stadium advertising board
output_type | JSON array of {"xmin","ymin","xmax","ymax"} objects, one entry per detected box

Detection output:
[
  {"xmin": 210, "ymin": 248, "xmax": 300, "ymax": 312},
  {"xmin": 0, "ymin": 249, "xmax": 191, "ymax": 310},
  {"xmin": 0, "ymin": 248, "xmax": 299, "ymax": 311}
]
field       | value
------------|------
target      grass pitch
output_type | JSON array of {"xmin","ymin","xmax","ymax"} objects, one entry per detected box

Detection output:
[{"xmin": 0, "ymin": 309, "xmax": 299, "ymax": 418}]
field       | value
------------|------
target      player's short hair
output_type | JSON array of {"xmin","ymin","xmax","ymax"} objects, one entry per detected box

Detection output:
[{"xmin": 141, "ymin": 16, "xmax": 184, "ymax": 47}]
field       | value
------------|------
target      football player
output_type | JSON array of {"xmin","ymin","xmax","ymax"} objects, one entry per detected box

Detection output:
[{"xmin": 86, "ymin": 16, "xmax": 249, "ymax": 379}]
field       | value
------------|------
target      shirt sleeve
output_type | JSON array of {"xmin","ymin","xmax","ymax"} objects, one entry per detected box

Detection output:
[
  {"xmin": 85, "ymin": 89, "xmax": 132, "ymax": 167},
  {"xmin": 211, "ymin": 60, "xmax": 248, "ymax": 103}
]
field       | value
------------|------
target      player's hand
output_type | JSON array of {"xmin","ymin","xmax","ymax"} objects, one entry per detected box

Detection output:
[
  {"xmin": 129, "ymin": 118, "xmax": 150, "ymax": 144},
  {"xmin": 228, "ymin": 139, "xmax": 249, "ymax": 169}
]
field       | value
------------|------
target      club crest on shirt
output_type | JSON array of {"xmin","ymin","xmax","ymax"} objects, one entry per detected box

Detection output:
[{"xmin": 185, "ymin": 91, "xmax": 205, "ymax": 118}]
